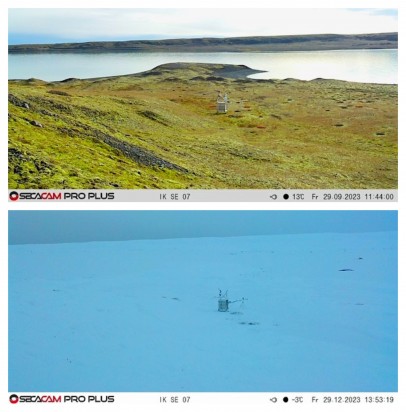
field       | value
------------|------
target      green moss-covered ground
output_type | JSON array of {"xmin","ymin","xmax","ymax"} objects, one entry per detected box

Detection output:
[{"xmin": 8, "ymin": 63, "xmax": 398, "ymax": 189}]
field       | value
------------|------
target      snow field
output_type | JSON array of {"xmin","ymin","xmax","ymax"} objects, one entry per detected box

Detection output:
[{"xmin": 9, "ymin": 232, "xmax": 397, "ymax": 392}]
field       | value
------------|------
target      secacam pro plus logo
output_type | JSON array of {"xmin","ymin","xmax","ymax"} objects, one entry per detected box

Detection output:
[
  {"xmin": 9, "ymin": 394, "xmax": 115, "ymax": 404},
  {"xmin": 9, "ymin": 191, "xmax": 62, "ymax": 201},
  {"xmin": 9, "ymin": 394, "xmax": 62, "ymax": 403}
]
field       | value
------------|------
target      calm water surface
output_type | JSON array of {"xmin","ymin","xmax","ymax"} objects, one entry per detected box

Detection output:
[{"xmin": 8, "ymin": 49, "xmax": 397, "ymax": 84}]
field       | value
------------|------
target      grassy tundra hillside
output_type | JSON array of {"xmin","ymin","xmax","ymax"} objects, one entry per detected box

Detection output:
[{"xmin": 8, "ymin": 63, "xmax": 397, "ymax": 189}]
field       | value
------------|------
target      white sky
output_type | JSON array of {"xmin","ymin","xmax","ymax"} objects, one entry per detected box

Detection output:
[{"xmin": 8, "ymin": 8, "xmax": 398, "ymax": 42}]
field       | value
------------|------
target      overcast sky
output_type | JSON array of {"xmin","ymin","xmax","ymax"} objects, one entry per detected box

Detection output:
[
  {"xmin": 8, "ymin": 8, "xmax": 398, "ymax": 44},
  {"xmin": 9, "ymin": 211, "xmax": 397, "ymax": 245}
]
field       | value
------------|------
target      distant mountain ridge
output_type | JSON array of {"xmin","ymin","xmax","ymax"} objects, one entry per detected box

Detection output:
[{"xmin": 9, "ymin": 32, "xmax": 398, "ymax": 53}]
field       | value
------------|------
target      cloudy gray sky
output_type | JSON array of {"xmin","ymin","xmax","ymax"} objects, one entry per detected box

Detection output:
[
  {"xmin": 9, "ymin": 211, "xmax": 397, "ymax": 245},
  {"xmin": 8, "ymin": 8, "xmax": 398, "ymax": 44}
]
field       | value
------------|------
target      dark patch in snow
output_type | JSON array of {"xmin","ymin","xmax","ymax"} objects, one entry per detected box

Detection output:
[
  {"xmin": 339, "ymin": 268, "xmax": 354, "ymax": 271},
  {"xmin": 239, "ymin": 322, "xmax": 260, "ymax": 326}
]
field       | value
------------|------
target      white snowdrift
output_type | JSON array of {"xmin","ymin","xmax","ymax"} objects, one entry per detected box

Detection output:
[{"xmin": 9, "ymin": 231, "xmax": 397, "ymax": 392}]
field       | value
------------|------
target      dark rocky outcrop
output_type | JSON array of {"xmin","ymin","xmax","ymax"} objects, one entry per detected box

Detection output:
[{"xmin": 8, "ymin": 93, "xmax": 30, "ymax": 109}]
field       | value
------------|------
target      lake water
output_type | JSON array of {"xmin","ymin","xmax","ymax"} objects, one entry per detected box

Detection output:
[{"xmin": 8, "ymin": 49, "xmax": 397, "ymax": 84}]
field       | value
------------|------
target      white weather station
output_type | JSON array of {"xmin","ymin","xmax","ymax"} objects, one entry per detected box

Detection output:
[{"xmin": 217, "ymin": 289, "xmax": 246, "ymax": 312}]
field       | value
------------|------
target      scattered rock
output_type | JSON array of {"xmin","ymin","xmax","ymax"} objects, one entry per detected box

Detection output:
[
  {"xmin": 239, "ymin": 321, "xmax": 260, "ymax": 326},
  {"xmin": 57, "ymin": 126, "xmax": 80, "ymax": 137},
  {"xmin": 30, "ymin": 120, "xmax": 43, "ymax": 128},
  {"xmin": 8, "ymin": 147, "xmax": 25, "ymax": 161},
  {"xmin": 33, "ymin": 159, "xmax": 53, "ymax": 173},
  {"xmin": 142, "ymin": 70, "xmax": 162, "ymax": 76},
  {"xmin": 60, "ymin": 78, "xmax": 78, "ymax": 83},
  {"xmin": 8, "ymin": 93, "xmax": 30, "ymax": 109},
  {"xmin": 206, "ymin": 76, "xmax": 225, "ymax": 81},
  {"xmin": 39, "ymin": 109, "xmax": 58, "ymax": 117},
  {"xmin": 138, "ymin": 110, "xmax": 169, "ymax": 126},
  {"xmin": 163, "ymin": 77, "xmax": 180, "ymax": 82},
  {"xmin": 48, "ymin": 90, "xmax": 71, "ymax": 96},
  {"xmin": 82, "ymin": 126, "xmax": 187, "ymax": 172}
]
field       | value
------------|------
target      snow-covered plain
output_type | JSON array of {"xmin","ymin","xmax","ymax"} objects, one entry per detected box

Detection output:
[{"xmin": 9, "ymin": 231, "xmax": 397, "ymax": 392}]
